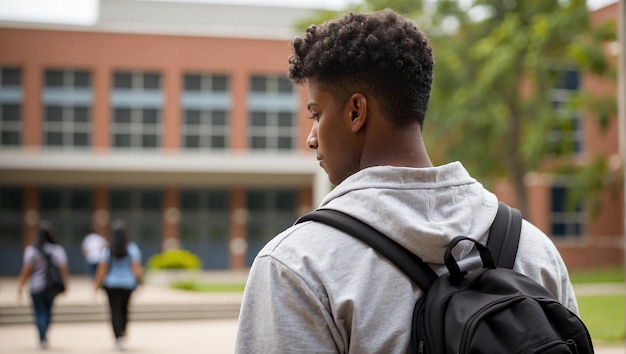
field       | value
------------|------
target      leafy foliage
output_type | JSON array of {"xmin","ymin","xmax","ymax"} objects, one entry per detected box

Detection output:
[
  {"xmin": 296, "ymin": 0, "xmax": 618, "ymax": 217},
  {"xmin": 148, "ymin": 249, "xmax": 202, "ymax": 270}
]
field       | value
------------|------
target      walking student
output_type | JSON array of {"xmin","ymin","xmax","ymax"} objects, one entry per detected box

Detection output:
[
  {"xmin": 82, "ymin": 228, "xmax": 107, "ymax": 278},
  {"xmin": 93, "ymin": 222, "xmax": 143, "ymax": 351},
  {"xmin": 235, "ymin": 9, "xmax": 579, "ymax": 353},
  {"xmin": 17, "ymin": 221, "xmax": 70, "ymax": 349}
]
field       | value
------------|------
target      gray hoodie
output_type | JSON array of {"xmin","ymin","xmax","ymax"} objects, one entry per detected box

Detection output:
[{"xmin": 236, "ymin": 162, "xmax": 578, "ymax": 354}]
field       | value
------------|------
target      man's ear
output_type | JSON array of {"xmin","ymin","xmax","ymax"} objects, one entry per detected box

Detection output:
[{"xmin": 347, "ymin": 93, "xmax": 367, "ymax": 133}]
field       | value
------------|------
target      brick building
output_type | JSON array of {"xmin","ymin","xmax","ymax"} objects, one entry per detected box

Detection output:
[{"xmin": 0, "ymin": 0, "xmax": 622, "ymax": 274}]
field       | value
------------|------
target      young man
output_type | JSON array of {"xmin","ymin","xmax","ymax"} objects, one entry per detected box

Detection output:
[{"xmin": 235, "ymin": 9, "xmax": 578, "ymax": 353}]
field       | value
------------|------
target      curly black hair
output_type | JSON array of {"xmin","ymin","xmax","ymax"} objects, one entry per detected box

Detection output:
[{"xmin": 289, "ymin": 9, "xmax": 434, "ymax": 128}]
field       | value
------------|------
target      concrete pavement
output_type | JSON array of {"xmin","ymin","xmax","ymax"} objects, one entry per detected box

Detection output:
[
  {"xmin": 0, "ymin": 319, "xmax": 239, "ymax": 353},
  {"xmin": 1, "ymin": 274, "xmax": 624, "ymax": 353},
  {"xmin": 0, "ymin": 272, "xmax": 245, "ymax": 352}
]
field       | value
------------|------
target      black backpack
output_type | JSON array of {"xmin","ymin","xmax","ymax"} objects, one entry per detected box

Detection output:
[
  {"xmin": 35, "ymin": 246, "xmax": 66, "ymax": 297},
  {"xmin": 296, "ymin": 202, "xmax": 593, "ymax": 354}
]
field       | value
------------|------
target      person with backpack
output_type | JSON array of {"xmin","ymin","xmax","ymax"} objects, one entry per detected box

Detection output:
[
  {"xmin": 16, "ymin": 220, "xmax": 70, "ymax": 350},
  {"xmin": 93, "ymin": 221, "xmax": 143, "ymax": 351},
  {"xmin": 235, "ymin": 9, "xmax": 583, "ymax": 354}
]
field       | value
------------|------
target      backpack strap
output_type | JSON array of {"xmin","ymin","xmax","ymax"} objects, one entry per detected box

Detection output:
[
  {"xmin": 487, "ymin": 202, "xmax": 522, "ymax": 269},
  {"xmin": 296, "ymin": 209, "xmax": 438, "ymax": 291},
  {"xmin": 295, "ymin": 202, "xmax": 523, "ymax": 290},
  {"xmin": 35, "ymin": 245, "xmax": 53, "ymax": 266}
]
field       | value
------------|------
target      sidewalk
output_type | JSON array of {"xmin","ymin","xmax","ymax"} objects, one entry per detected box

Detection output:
[
  {"xmin": 1, "ymin": 274, "xmax": 624, "ymax": 354},
  {"xmin": 0, "ymin": 271, "xmax": 248, "ymax": 308},
  {"xmin": 0, "ymin": 272, "xmax": 246, "ymax": 353}
]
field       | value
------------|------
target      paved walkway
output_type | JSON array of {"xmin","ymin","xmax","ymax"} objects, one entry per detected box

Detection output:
[{"xmin": 1, "ymin": 274, "xmax": 624, "ymax": 353}]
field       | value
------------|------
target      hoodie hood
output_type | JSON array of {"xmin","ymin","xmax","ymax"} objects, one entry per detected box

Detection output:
[{"xmin": 319, "ymin": 161, "xmax": 499, "ymax": 264}]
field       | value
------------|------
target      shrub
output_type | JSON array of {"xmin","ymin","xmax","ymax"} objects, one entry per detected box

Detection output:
[{"xmin": 148, "ymin": 249, "xmax": 202, "ymax": 270}]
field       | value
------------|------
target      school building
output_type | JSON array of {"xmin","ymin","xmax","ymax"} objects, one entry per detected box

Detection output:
[{"xmin": 0, "ymin": 0, "xmax": 622, "ymax": 275}]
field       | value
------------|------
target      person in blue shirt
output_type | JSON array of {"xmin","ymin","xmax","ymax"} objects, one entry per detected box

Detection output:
[{"xmin": 93, "ymin": 221, "xmax": 143, "ymax": 351}]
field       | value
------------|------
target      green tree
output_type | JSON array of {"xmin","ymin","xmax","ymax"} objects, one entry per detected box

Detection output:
[
  {"xmin": 425, "ymin": 0, "xmax": 617, "ymax": 216},
  {"xmin": 297, "ymin": 0, "xmax": 617, "ymax": 217}
]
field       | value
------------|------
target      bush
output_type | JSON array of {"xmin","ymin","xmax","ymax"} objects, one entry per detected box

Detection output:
[{"xmin": 148, "ymin": 249, "xmax": 202, "ymax": 270}]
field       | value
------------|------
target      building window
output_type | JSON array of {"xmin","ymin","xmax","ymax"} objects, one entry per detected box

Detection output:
[
  {"xmin": 0, "ymin": 187, "xmax": 23, "ymax": 243},
  {"xmin": 0, "ymin": 187, "xmax": 24, "ymax": 275},
  {"xmin": 111, "ymin": 71, "xmax": 162, "ymax": 149},
  {"xmin": 39, "ymin": 187, "xmax": 93, "ymax": 272},
  {"xmin": 245, "ymin": 189, "xmax": 297, "ymax": 265},
  {"xmin": 548, "ymin": 69, "xmax": 583, "ymax": 155},
  {"xmin": 181, "ymin": 73, "xmax": 230, "ymax": 150},
  {"xmin": 180, "ymin": 189, "xmax": 230, "ymax": 269},
  {"xmin": 109, "ymin": 188, "xmax": 163, "ymax": 261},
  {"xmin": 550, "ymin": 184, "xmax": 585, "ymax": 239},
  {"xmin": 0, "ymin": 67, "xmax": 22, "ymax": 147},
  {"xmin": 247, "ymin": 75, "xmax": 298, "ymax": 151},
  {"xmin": 42, "ymin": 69, "xmax": 93, "ymax": 148}
]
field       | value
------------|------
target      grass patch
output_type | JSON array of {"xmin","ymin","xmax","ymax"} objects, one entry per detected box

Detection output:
[
  {"xmin": 569, "ymin": 266, "xmax": 624, "ymax": 284},
  {"xmin": 577, "ymin": 294, "xmax": 625, "ymax": 345},
  {"xmin": 171, "ymin": 280, "xmax": 246, "ymax": 292}
]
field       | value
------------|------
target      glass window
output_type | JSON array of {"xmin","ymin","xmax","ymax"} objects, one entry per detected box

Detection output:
[
  {"xmin": 2, "ymin": 104, "xmax": 20, "ymax": 121},
  {"xmin": 184, "ymin": 75, "xmax": 201, "ymax": 91},
  {"xmin": 181, "ymin": 72, "xmax": 231, "ymax": 150},
  {"xmin": 42, "ymin": 69, "xmax": 93, "ymax": 149},
  {"xmin": 247, "ymin": 75, "xmax": 297, "ymax": 151},
  {"xmin": 74, "ymin": 132, "xmax": 89, "ymax": 146},
  {"xmin": 114, "ymin": 72, "xmax": 132, "ymax": 89},
  {"xmin": 110, "ymin": 190, "xmax": 131, "ymax": 210},
  {"xmin": 45, "ymin": 132, "xmax": 63, "ymax": 146},
  {"xmin": 278, "ymin": 137, "xmax": 292, "ymax": 149},
  {"xmin": 74, "ymin": 107, "xmax": 89, "ymax": 122},
  {"xmin": 277, "ymin": 77, "xmax": 293, "ymax": 93},
  {"xmin": 45, "ymin": 70, "xmax": 64, "ymax": 87},
  {"xmin": 1, "ymin": 68, "xmax": 21, "ymax": 86},
  {"xmin": 140, "ymin": 190, "xmax": 161, "ymax": 210},
  {"xmin": 114, "ymin": 108, "xmax": 131, "ymax": 123},
  {"xmin": 278, "ymin": 112, "xmax": 292, "ymax": 127},
  {"xmin": 45, "ymin": 106, "xmax": 63, "ymax": 122},
  {"xmin": 114, "ymin": 134, "xmax": 131, "ymax": 147},
  {"xmin": 213, "ymin": 110, "xmax": 226, "ymax": 125},
  {"xmin": 185, "ymin": 135, "xmax": 200, "ymax": 148},
  {"xmin": 550, "ymin": 184, "xmax": 584, "ymax": 239},
  {"xmin": 185, "ymin": 110, "xmax": 201, "ymax": 125},
  {"xmin": 548, "ymin": 68, "xmax": 582, "ymax": 155},
  {"xmin": 143, "ymin": 73, "xmax": 160, "ymax": 89},
  {"xmin": 40, "ymin": 189, "xmax": 63, "ymax": 210},
  {"xmin": 70, "ymin": 190, "xmax": 91, "ymax": 210},
  {"xmin": 142, "ymin": 134, "xmax": 158, "ymax": 148},
  {"xmin": 251, "ymin": 76, "xmax": 266, "ymax": 92},
  {"xmin": 0, "ymin": 187, "xmax": 22, "ymax": 211},
  {"xmin": 74, "ymin": 71, "xmax": 90, "ymax": 87},
  {"xmin": 142, "ymin": 108, "xmax": 158, "ymax": 124},
  {"xmin": 1, "ymin": 131, "xmax": 20, "ymax": 145},
  {"xmin": 111, "ymin": 71, "xmax": 162, "ymax": 149},
  {"xmin": 251, "ymin": 112, "xmax": 266, "ymax": 126},
  {"xmin": 0, "ymin": 67, "xmax": 22, "ymax": 147},
  {"xmin": 181, "ymin": 191, "xmax": 200, "ymax": 210},
  {"xmin": 251, "ymin": 136, "xmax": 265, "ymax": 149},
  {"xmin": 211, "ymin": 136, "xmax": 225, "ymax": 148},
  {"xmin": 212, "ymin": 75, "xmax": 228, "ymax": 91},
  {"xmin": 245, "ymin": 189, "xmax": 297, "ymax": 265}
]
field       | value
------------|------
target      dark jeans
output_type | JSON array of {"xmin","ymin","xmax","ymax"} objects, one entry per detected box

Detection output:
[
  {"xmin": 31, "ymin": 292, "xmax": 56, "ymax": 342},
  {"xmin": 87, "ymin": 262, "xmax": 98, "ymax": 278},
  {"xmin": 104, "ymin": 287, "xmax": 133, "ymax": 338}
]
